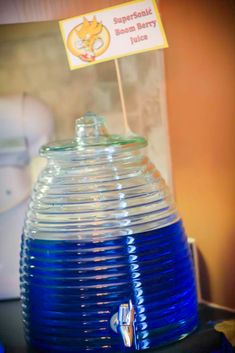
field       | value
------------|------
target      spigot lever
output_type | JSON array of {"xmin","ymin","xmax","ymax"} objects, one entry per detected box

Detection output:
[{"xmin": 118, "ymin": 300, "xmax": 135, "ymax": 347}]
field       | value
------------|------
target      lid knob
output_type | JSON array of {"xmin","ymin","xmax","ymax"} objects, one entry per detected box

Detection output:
[{"xmin": 75, "ymin": 112, "xmax": 108, "ymax": 143}]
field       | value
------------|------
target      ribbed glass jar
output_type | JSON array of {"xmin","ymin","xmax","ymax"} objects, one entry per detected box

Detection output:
[{"xmin": 20, "ymin": 113, "xmax": 198, "ymax": 353}]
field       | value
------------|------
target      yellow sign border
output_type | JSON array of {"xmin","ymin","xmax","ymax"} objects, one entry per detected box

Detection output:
[{"xmin": 59, "ymin": 0, "xmax": 168, "ymax": 70}]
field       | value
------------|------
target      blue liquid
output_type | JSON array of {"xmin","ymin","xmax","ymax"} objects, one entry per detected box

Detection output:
[{"xmin": 20, "ymin": 220, "xmax": 198, "ymax": 353}]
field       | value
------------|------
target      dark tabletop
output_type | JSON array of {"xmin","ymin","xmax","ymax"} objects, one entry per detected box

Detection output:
[{"xmin": 0, "ymin": 301, "xmax": 234, "ymax": 353}]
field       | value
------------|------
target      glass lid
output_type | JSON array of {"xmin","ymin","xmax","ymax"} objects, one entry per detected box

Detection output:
[{"xmin": 40, "ymin": 112, "xmax": 147, "ymax": 156}]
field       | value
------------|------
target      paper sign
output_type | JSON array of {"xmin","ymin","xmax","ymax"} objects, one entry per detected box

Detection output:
[{"xmin": 59, "ymin": 0, "xmax": 168, "ymax": 70}]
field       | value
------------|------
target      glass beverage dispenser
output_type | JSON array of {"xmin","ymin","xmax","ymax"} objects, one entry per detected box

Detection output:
[{"xmin": 20, "ymin": 113, "xmax": 198, "ymax": 352}]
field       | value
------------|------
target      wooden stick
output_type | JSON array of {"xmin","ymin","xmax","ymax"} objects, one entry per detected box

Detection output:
[{"xmin": 114, "ymin": 58, "xmax": 130, "ymax": 133}]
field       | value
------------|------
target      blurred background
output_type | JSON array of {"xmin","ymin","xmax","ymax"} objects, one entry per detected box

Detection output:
[
  {"xmin": 0, "ymin": 22, "xmax": 171, "ymax": 184},
  {"xmin": 0, "ymin": 0, "xmax": 234, "ymax": 310}
]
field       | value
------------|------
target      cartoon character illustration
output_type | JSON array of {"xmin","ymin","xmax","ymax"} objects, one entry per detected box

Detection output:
[{"xmin": 67, "ymin": 16, "xmax": 110, "ymax": 62}]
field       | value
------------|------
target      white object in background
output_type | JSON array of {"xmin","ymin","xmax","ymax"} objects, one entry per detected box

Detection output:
[
  {"xmin": 0, "ymin": 166, "xmax": 30, "ymax": 214},
  {"xmin": 0, "ymin": 93, "xmax": 54, "ymax": 300},
  {"xmin": 0, "ymin": 93, "xmax": 54, "ymax": 157},
  {"xmin": 0, "ymin": 199, "xmax": 28, "ymax": 299},
  {"xmin": 188, "ymin": 237, "xmax": 201, "ymax": 302}
]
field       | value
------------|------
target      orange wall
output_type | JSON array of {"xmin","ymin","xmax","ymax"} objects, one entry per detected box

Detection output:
[{"xmin": 161, "ymin": 0, "xmax": 235, "ymax": 308}]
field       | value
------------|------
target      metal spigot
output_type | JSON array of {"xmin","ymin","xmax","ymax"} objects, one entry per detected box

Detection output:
[
  {"xmin": 110, "ymin": 300, "xmax": 135, "ymax": 348},
  {"xmin": 119, "ymin": 300, "xmax": 135, "ymax": 347}
]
